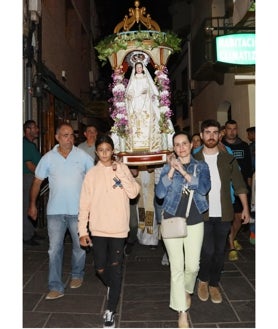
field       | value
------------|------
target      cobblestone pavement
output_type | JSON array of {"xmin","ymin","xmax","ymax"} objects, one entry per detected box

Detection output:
[{"xmin": 23, "ymin": 228, "xmax": 255, "ymax": 328}]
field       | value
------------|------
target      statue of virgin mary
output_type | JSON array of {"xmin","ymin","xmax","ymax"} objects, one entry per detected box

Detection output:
[
  {"xmin": 111, "ymin": 51, "xmax": 174, "ymax": 154},
  {"xmin": 125, "ymin": 59, "xmax": 162, "ymax": 152}
]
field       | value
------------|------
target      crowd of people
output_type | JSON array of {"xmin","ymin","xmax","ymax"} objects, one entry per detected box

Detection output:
[
  {"xmin": 23, "ymin": 118, "xmax": 254, "ymax": 328},
  {"xmin": 23, "ymin": 63, "xmax": 254, "ymax": 329}
]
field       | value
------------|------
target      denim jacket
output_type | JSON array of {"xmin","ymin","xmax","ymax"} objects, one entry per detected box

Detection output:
[{"xmin": 155, "ymin": 156, "xmax": 211, "ymax": 216}]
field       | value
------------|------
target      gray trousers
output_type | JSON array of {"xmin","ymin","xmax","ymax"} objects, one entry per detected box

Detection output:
[{"xmin": 23, "ymin": 174, "xmax": 35, "ymax": 240}]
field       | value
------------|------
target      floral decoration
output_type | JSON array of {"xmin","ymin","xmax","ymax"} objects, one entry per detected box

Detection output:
[
  {"xmin": 109, "ymin": 68, "xmax": 129, "ymax": 138},
  {"xmin": 109, "ymin": 65, "xmax": 174, "ymax": 139},
  {"xmin": 95, "ymin": 31, "xmax": 182, "ymax": 65},
  {"xmin": 155, "ymin": 66, "xmax": 174, "ymax": 134}
]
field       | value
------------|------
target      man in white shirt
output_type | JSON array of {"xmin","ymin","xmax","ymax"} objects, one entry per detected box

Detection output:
[{"xmin": 194, "ymin": 119, "xmax": 250, "ymax": 304}]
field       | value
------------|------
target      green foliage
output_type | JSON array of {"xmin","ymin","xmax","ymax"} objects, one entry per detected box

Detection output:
[{"xmin": 95, "ymin": 31, "xmax": 182, "ymax": 65}]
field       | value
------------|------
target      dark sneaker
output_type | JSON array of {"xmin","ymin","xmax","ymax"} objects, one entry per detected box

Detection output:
[{"xmin": 103, "ymin": 310, "xmax": 115, "ymax": 328}]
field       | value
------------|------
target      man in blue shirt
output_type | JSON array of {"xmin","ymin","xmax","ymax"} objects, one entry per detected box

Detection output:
[{"xmin": 28, "ymin": 123, "xmax": 94, "ymax": 300}]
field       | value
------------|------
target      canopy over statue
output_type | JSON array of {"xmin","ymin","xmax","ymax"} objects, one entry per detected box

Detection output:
[{"xmin": 95, "ymin": 1, "xmax": 181, "ymax": 165}]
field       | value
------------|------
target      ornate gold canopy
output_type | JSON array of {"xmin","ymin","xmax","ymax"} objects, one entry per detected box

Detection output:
[
  {"xmin": 104, "ymin": 1, "xmax": 176, "ymax": 70},
  {"xmin": 95, "ymin": 1, "xmax": 181, "ymax": 164},
  {"xmin": 95, "ymin": 1, "xmax": 181, "ymax": 70},
  {"xmin": 114, "ymin": 1, "xmax": 161, "ymax": 33}
]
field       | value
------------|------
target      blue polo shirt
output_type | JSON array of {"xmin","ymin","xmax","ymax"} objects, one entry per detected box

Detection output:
[{"xmin": 35, "ymin": 145, "xmax": 94, "ymax": 215}]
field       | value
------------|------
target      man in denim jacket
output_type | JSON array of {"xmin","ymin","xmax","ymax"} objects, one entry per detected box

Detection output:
[{"xmin": 194, "ymin": 119, "xmax": 250, "ymax": 304}]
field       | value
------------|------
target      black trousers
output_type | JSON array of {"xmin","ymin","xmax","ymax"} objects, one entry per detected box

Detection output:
[
  {"xmin": 198, "ymin": 217, "xmax": 231, "ymax": 287},
  {"xmin": 127, "ymin": 197, "xmax": 139, "ymax": 245},
  {"xmin": 92, "ymin": 236, "xmax": 125, "ymax": 312}
]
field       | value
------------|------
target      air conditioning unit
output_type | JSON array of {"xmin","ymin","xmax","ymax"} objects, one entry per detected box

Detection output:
[{"xmin": 29, "ymin": 0, "xmax": 41, "ymax": 16}]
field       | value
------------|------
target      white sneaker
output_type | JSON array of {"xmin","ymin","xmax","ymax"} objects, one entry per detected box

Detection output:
[
  {"xmin": 103, "ymin": 310, "xmax": 115, "ymax": 328},
  {"xmin": 161, "ymin": 252, "xmax": 169, "ymax": 266}
]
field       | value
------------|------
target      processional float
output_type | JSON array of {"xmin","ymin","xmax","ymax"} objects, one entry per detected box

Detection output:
[{"xmin": 95, "ymin": 1, "xmax": 181, "ymax": 166}]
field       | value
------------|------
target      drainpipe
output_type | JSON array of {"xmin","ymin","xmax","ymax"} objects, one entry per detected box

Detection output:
[
  {"xmin": 25, "ymin": 58, "xmax": 32, "ymax": 120},
  {"xmin": 187, "ymin": 36, "xmax": 194, "ymax": 134},
  {"xmin": 36, "ymin": 17, "xmax": 43, "ymax": 153},
  {"xmin": 25, "ymin": 21, "xmax": 36, "ymax": 120},
  {"xmin": 25, "ymin": 63, "xmax": 33, "ymax": 120}
]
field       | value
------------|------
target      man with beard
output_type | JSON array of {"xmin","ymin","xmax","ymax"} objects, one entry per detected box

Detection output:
[{"xmin": 193, "ymin": 119, "xmax": 250, "ymax": 304}]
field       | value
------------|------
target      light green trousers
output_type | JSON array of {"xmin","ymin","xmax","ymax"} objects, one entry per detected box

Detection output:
[{"xmin": 163, "ymin": 222, "xmax": 204, "ymax": 312}]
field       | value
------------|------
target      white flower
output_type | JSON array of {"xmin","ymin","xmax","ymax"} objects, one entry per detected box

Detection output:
[
  {"xmin": 113, "ymin": 84, "xmax": 125, "ymax": 92},
  {"xmin": 160, "ymin": 90, "xmax": 169, "ymax": 97},
  {"xmin": 115, "ymin": 101, "xmax": 126, "ymax": 108},
  {"xmin": 160, "ymin": 106, "xmax": 169, "ymax": 114},
  {"xmin": 116, "ymin": 113, "xmax": 125, "ymax": 119},
  {"xmin": 159, "ymin": 73, "xmax": 168, "ymax": 80}
]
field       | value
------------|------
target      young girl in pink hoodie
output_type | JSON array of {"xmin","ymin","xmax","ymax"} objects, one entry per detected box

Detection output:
[{"xmin": 78, "ymin": 134, "xmax": 140, "ymax": 328}]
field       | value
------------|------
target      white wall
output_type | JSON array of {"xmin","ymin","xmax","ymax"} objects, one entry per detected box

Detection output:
[{"xmin": 192, "ymin": 73, "xmax": 255, "ymax": 141}]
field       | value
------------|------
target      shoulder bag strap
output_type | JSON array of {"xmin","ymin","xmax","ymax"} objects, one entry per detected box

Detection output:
[
  {"xmin": 185, "ymin": 190, "xmax": 194, "ymax": 219},
  {"xmin": 185, "ymin": 164, "xmax": 197, "ymax": 219}
]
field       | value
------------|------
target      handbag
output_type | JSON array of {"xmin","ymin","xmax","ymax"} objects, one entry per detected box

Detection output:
[{"xmin": 160, "ymin": 189, "xmax": 194, "ymax": 239}]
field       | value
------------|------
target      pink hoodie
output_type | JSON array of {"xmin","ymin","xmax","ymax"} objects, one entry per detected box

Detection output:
[{"xmin": 78, "ymin": 161, "xmax": 140, "ymax": 238}]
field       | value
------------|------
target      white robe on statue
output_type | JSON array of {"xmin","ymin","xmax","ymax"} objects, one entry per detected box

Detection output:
[
  {"xmin": 111, "ymin": 63, "xmax": 174, "ymax": 154},
  {"xmin": 125, "ymin": 65, "xmax": 161, "ymax": 152}
]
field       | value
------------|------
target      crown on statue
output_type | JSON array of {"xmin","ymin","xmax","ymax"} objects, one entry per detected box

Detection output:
[{"xmin": 127, "ymin": 51, "xmax": 150, "ymax": 67}]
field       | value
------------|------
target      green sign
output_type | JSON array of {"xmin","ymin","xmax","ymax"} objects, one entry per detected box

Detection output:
[{"xmin": 216, "ymin": 33, "xmax": 255, "ymax": 65}]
